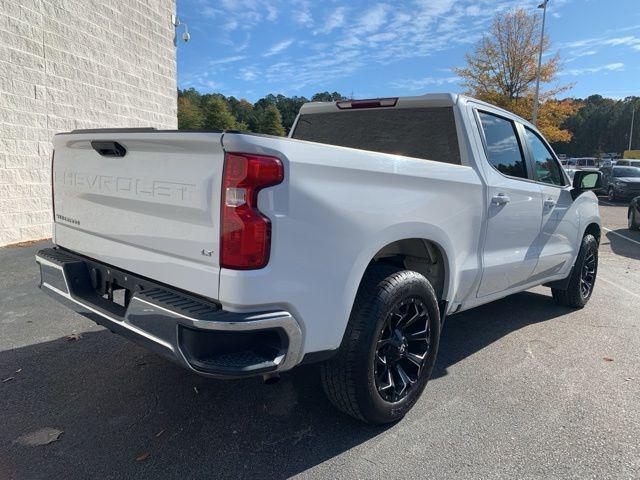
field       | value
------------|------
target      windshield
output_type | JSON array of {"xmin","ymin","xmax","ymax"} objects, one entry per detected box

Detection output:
[{"xmin": 613, "ymin": 167, "xmax": 640, "ymax": 177}]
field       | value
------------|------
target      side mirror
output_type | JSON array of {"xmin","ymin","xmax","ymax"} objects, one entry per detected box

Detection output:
[{"xmin": 571, "ymin": 170, "xmax": 602, "ymax": 199}]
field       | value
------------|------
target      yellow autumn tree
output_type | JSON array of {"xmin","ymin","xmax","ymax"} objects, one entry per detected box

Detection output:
[{"xmin": 454, "ymin": 8, "xmax": 580, "ymax": 142}]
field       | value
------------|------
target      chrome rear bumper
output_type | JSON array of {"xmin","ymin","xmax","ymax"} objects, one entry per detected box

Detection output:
[{"xmin": 35, "ymin": 248, "xmax": 303, "ymax": 378}]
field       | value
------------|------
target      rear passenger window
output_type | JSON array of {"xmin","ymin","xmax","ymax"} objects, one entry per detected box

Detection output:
[{"xmin": 478, "ymin": 112, "xmax": 527, "ymax": 179}]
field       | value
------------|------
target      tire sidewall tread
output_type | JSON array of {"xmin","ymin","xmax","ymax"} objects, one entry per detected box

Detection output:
[
  {"xmin": 320, "ymin": 266, "xmax": 441, "ymax": 424},
  {"xmin": 552, "ymin": 234, "xmax": 598, "ymax": 308}
]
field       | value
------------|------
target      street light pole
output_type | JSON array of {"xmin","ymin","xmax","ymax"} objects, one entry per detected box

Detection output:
[
  {"xmin": 532, "ymin": 0, "xmax": 548, "ymax": 125},
  {"xmin": 629, "ymin": 106, "xmax": 636, "ymax": 151}
]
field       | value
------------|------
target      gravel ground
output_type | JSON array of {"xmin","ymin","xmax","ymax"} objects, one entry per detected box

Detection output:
[{"xmin": 1, "ymin": 200, "xmax": 638, "ymax": 479}]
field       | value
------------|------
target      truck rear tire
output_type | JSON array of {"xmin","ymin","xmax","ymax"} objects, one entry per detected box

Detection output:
[
  {"xmin": 320, "ymin": 266, "xmax": 441, "ymax": 424},
  {"xmin": 551, "ymin": 234, "xmax": 598, "ymax": 308}
]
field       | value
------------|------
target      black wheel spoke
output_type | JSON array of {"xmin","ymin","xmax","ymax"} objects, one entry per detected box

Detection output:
[
  {"xmin": 378, "ymin": 367, "xmax": 394, "ymax": 392},
  {"xmin": 377, "ymin": 352, "xmax": 388, "ymax": 366},
  {"xmin": 388, "ymin": 312, "xmax": 403, "ymax": 329},
  {"xmin": 404, "ymin": 351, "xmax": 426, "ymax": 368},
  {"xmin": 407, "ymin": 327, "xmax": 429, "ymax": 342}
]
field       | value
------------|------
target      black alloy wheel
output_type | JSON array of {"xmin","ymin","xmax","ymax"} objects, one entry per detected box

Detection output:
[
  {"xmin": 580, "ymin": 252, "xmax": 596, "ymax": 299},
  {"xmin": 374, "ymin": 298, "xmax": 431, "ymax": 402},
  {"xmin": 320, "ymin": 266, "xmax": 441, "ymax": 424},
  {"xmin": 551, "ymin": 233, "xmax": 598, "ymax": 308}
]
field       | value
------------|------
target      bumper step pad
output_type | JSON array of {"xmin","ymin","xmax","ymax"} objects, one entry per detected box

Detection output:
[{"xmin": 35, "ymin": 247, "xmax": 302, "ymax": 378}]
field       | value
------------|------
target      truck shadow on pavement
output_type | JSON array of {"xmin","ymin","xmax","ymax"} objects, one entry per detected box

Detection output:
[
  {"xmin": 1, "ymin": 290, "xmax": 568, "ymax": 480},
  {"xmin": 432, "ymin": 291, "xmax": 570, "ymax": 380},
  {"xmin": 604, "ymin": 229, "xmax": 640, "ymax": 260}
]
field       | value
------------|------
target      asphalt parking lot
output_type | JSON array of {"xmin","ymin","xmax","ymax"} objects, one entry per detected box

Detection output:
[{"xmin": 1, "ymin": 199, "xmax": 638, "ymax": 480}]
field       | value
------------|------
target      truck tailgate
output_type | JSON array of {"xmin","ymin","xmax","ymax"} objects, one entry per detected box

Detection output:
[{"xmin": 52, "ymin": 130, "xmax": 224, "ymax": 299}]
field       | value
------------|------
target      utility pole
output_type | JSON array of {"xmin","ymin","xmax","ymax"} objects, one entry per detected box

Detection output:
[
  {"xmin": 629, "ymin": 105, "xmax": 636, "ymax": 151},
  {"xmin": 532, "ymin": 0, "xmax": 549, "ymax": 125}
]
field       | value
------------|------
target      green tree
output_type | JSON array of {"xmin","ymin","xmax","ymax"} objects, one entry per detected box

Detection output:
[
  {"xmin": 258, "ymin": 105, "xmax": 285, "ymax": 136},
  {"xmin": 202, "ymin": 96, "xmax": 238, "ymax": 130},
  {"xmin": 275, "ymin": 94, "xmax": 308, "ymax": 133},
  {"xmin": 177, "ymin": 96, "xmax": 204, "ymax": 130},
  {"xmin": 552, "ymin": 95, "xmax": 640, "ymax": 156},
  {"xmin": 311, "ymin": 91, "xmax": 346, "ymax": 102},
  {"xmin": 177, "ymin": 88, "xmax": 348, "ymax": 135},
  {"xmin": 228, "ymin": 97, "xmax": 255, "ymax": 125}
]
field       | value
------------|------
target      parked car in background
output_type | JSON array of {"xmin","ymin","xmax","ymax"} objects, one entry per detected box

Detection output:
[
  {"xmin": 629, "ymin": 197, "xmax": 640, "ymax": 230},
  {"xmin": 615, "ymin": 159, "xmax": 640, "ymax": 167},
  {"xmin": 600, "ymin": 158, "xmax": 614, "ymax": 167},
  {"xmin": 35, "ymin": 93, "xmax": 603, "ymax": 424},
  {"xmin": 600, "ymin": 165, "xmax": 640, "ymax": 201},
  {"xmin": 573, "ymin": 157, "xmax": 598, "ymax": 168}
]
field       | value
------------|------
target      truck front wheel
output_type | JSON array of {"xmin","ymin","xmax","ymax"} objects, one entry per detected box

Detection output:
[
  {"xmin": 629, "ymin": 208, "xmax": 639, "ymax": 231},
  {"xmin": 320, "ymin": 266, "xmax": 441, "ymax": 424},
  {"xmin": 551, "ymin": 234, "xmax": 598, "ymax": 308}
]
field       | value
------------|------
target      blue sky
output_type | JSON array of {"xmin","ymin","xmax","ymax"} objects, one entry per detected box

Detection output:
[{"xmin": 176, "ymin": 0, "xmax": 640, "ymax": 102}]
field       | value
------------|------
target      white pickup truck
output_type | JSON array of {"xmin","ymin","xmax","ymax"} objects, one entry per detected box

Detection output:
[{"xmin": 36, "ymin": 94, "xmax": 602, "ymax": 424}]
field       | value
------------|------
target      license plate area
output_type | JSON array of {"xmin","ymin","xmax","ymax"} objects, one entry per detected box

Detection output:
[
  {"xmin": 66, "ymin": 257, "xmax": 149, "ymax": 319},
  {"xmin": 88, "ymin": 265, "xmax": 137, "ymax": 312}
]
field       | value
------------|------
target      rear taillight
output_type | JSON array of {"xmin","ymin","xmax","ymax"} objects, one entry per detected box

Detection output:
[
  {"xmin": 51, "ymin": 150, "xmax": 55, "ymax": 221},
  {"xmin": 220, "ymin": 152, "xmax": 284, "ymax": 270}
]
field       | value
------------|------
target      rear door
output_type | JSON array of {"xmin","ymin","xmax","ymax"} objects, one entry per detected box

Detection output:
[
  {"xmin": 52, "ymin": 130, "xmax": 225, "ymax": 299},
  {"xmin": 473, "ymin": 109, "xmax": 544, "ymax": 297}
]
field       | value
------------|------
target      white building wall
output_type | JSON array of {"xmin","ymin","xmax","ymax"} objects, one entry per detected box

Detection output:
[{"xmin": 0, "ymin": 0, "xmax": 177, "ymax": 245}]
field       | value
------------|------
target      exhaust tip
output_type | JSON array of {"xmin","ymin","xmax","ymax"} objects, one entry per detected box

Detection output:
[{"xmin": 262, "ymin": 373, "xmax": 280, "ymax": 385}]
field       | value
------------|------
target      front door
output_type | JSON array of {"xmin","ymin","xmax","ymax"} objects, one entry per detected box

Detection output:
[
  {"xmin": 522, "ymin": 127, "xmax": 577, "ymax": 279},
  {"xmin": 474, "ymin": 110, "xmax": 544, "ymax": 297}
]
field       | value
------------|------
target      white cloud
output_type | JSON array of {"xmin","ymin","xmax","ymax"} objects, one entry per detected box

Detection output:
[
  {"xmin": 392, "ymin": 76, "xmax": 461, "ymax": 91},
  {"xmin": 562, "ymin": 34, "xmax": 640, "ymax": 51},
  {"xmin": 316, "ymin": 6, "xmax": 347, "ymax": 34},
  {"xmin": 208, "ymin": 55, "xmax": 246, "ymax": 66},
  {"xmin": 180, "ymin": 70, "xmax": 223, "ymax": 91},
  {"xmin": 240, "ymin": 68, "xmax": 259, "ymax": 81},
  {"xmin": 567, "ymin": 50, "xmax": 597, "ymax": 62},
  {"xmin": 197, "ymin": 0, "xmax": 272, "ymax": 33},
  {"xmin": 292, "ymin": 1, "xmax": 313, "ymax": 27},
  {"xmin": 191, "ymin": 0, "xmax": 606, "ymax": 96},
  {"xmin": 254, "ymin": 0, "xmax": 532, "ymax": 92},
  {"xmin": 266, "ymin": 4, "xmax": 278, "ymax": 22},
  {"xmin": 358, "ymin": 4, "xmax": 390, "ymax": 33},
  {"xmin": 202, "ymin": 80, "xmax": 222, "ymax": 90},
  {"xmin": 561, "ymin": 63, "xmax": 625, "ymax": 76},
  {"xmin": 603, "ymin": 36, "xmax": 640, "ymax": 46},
  {"xmin": 263, "ymin": 39, "xmax": 294, "ymax": 57}
]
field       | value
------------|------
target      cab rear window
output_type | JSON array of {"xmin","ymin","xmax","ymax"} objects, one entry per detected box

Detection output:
[{"xmin": 291, "ymin": 107, "xmax": 461, "ymax": 165}]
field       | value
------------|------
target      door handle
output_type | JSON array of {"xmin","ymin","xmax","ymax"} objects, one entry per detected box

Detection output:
[
  {"xmin": 491, "ymin": 194, "xmax": 510, "ymax": 205},
  {"xmin": 544, "ymin": 198, "xmax": 556, "ymax": 208}
]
